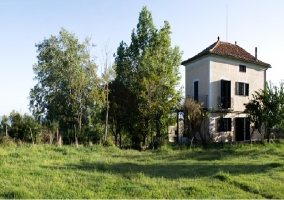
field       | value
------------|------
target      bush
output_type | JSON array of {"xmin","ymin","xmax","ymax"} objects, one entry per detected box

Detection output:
[
  {"xmin": 0, "ymin": 136, "xmax": 15, "ymax": 146},
  {"xmin": 214, "ymin": 170, "xmax": 231, "ymax": 182},
  {"xmin": 103, "ymin": 136, "xmax": 114, "ymax": 147}
]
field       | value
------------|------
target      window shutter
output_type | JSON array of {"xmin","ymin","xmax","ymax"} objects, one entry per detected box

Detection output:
[
  {"xmin": 227, "ymin": 81, "xmax": 231, "ymax": 108},
  {"xmin": 235, "ymin": 82, "xmax": 239, "ymax": 95},
  {"xmin": 245, "ymin": 84, "xmax": 249, "ymax": 96},
  {"xmin": 228, "ymin": 118, "xmax": 232, "ymax": 131}
]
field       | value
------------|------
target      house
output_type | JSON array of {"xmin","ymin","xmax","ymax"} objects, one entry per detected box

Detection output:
[{"xmin": 181, "ymin": 37, "xmax": 271, "ymax": 142}]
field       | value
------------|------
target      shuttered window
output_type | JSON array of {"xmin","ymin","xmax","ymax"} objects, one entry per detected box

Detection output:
[
  {"xmin": 217, "ymin": 118, "xmax": 232, "ymax": 132},
  {"xmin": 236, "ymin": 82, "xmax": 249, "ymax": 96}
]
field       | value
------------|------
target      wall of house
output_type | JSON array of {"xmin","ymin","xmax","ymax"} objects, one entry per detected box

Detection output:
[
  {"xmin": 184, "ymin": 55, "xmax": 267, "ymax": 142},
  {"xmin": 185, "ymin": 57, "xmax": 210, "ymax": 102},
  {"xmin": 209, "ymin": 112, "xmax": 262, "ymax": 142},
  {"xmin": 210, "ymin": 56, "xmax": 266, "ymax": 111}
]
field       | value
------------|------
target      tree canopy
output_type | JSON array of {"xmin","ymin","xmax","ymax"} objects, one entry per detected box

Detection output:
[
  {"xmin": 29, "ymin": 28, "xmax": 100, "ymax": 144},
  {"xmin": 244, "ymin": 81, "xmax": 284, "ymax": 141},
  {"xmin": 113, "ymin": 6, "xmax": 182, "ymax": 146}
]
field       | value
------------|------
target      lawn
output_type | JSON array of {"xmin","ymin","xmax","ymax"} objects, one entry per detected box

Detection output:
[{"xmin": 0, "ymin": 142, "xmax": 284, "ymax": 198}]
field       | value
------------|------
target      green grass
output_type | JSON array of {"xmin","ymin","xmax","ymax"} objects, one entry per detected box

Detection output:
[{"xmin": 0, "ymin": 142, "xmax": 284, "ymax": 198}]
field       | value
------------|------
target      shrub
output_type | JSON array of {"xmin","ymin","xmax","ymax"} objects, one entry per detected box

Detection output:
[
  {"xmin": 214, "ymin": 170, "xmax": 231, "ymax": 182},
  {"xmin": 0, "ymin": 136, "xmax": 15, "ymax": 146},
  {"xmin": 103, "ymin": 136, "xmax": 114, "ymax": 147}
]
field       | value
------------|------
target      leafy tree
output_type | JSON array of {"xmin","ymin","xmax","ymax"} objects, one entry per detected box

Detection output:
[
  {"xmin": 1, "ymin": 115, "xmax": 9, "ymax": 136},
  {"xmin": 7, "ymin": 111, "xmax": 40, "ymax": 142},
  {"xmin": 29, "ymin": 28, "xmax": 100, "ymax": 145},
  {"xmin": 99, "ymin": 44, "xmax": 116, "ymax": 143},
  {"xmin": 244, "ymin": 81, "xmax": 284, "ymax": 141},
  {"xmin": 108, "ymin": 79, "xmax": 139, "ymax": 147},
  {"xmin": 22, "ymin": 114, "xmax": 41, "ymax": 144},
  {"xmin": 115, "ymin": 7, "xmax": 182, "ymax": 146},
  {"xmin": 183, "ymin": 98, "xmax": 211, "ymax": 147},
  {"xmin": 9, "ymin": 110, "xmax": 24, "ymax": 140}
]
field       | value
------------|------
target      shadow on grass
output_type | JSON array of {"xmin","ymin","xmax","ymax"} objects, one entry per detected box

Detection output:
[{"xmin": 42, "ymin": 161, "xmax": 283, "ymax": 179}]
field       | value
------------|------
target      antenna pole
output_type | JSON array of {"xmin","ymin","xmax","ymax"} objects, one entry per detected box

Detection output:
[{"xmin": 226, "ymin": 5, "xmax": 228, "ymax": 42}]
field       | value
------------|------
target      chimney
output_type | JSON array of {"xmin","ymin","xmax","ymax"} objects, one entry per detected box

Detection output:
[
  {"xmin": 235, "ymin": 41, "xmax": 237, "ymax": 45},
  {"xmin": 218, "ymin": 36, "xmax": 220, "ymax": 41},
  {"xmin": 255, "ymin": 47, "xmax": 257, "ymax": 60}
]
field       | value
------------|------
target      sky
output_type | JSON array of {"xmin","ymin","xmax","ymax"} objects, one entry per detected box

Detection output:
[{"xmin": 1, "ymin": 0, "xmax": 284, "ymax": 116}]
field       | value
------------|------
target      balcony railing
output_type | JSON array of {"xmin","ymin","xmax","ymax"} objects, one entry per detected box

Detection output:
[
  {"xmin": 217, "ymin": 97, "xmax": 234, "ymax": 110},
  {"xmin": 186, "ymin": 95, "xmax": 208, "ymax": 110}
]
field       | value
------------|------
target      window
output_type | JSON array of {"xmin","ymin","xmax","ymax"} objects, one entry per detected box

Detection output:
[
  {"xmin": 217, "ymin": 118, "xmax": 232, "ymax": 132},
  {"xmin": 236, "ymin": 82, "xmax": 249, "ymax": 96},
  {"xmin": 235, "ymin": 118, "xmax": 250, "ymax": 141},
  {"xmin": 194, "ymin": 81, "xmax": 198, "ymax": 102},
  {"xmin": 239, "ymin": 64, "xmax": 246, "ymax": 72},
  {"xmin": 221, "ymin": 80, "xmax": 231, "ymax": 108}
]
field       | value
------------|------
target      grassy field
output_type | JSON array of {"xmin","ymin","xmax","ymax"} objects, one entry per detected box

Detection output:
[{"xmin": 0, "ymin": 141, "xmax": 284, "ymax": 199}]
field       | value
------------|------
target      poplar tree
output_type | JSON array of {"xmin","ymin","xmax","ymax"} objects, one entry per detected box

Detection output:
[{"xmin": 115, "ymin": 7, "xmax": 182, "ymax": 146}]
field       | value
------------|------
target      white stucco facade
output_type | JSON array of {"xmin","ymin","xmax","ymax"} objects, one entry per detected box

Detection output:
[{"xmin": 184, "ymin": 54, "xmax": 268, "ymax": 142}]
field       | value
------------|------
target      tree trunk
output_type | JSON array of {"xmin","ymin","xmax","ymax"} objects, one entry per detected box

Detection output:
[
  {"xmin": 5, "ymin": 125, "xmax": 8, "ymax": 136},
  {"xmin": 74, "ymin": 124, "xmax": 78, "ymax": 147},
  {"xmin": 103, "ymin": 84, "xmax": 109, "ymax": 143},
  {"xmin": 57, "ymin": 128, "xmax": 62, "ymax": 146},
  {"xmin": 119, "ymin": 133, "xmax": 122, "ymax": 149},
  {"xmin": 103, "ymin": 110, "xmax": 108, "ymax": 142},
  {"xmin": 56, "ymin": 127, "xmax": 59, "ymax": 144},
  {"xmin": 155, "ymin": 115, "xmax": 161, "ymax": 137},
  {"xmin": 115, "ymin": 132, "xmax": 118, "ymax": 146},
  {"xmin": 142, "ymin": 135, "xmax": 147, "ymax": 147},
  {"xmin": 30, "ymin": 128, "xmax": 34, "ymax": 145}
]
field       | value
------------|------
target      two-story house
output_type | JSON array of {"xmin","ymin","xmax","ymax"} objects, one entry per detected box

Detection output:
[{"xmin": 181, "ymin": 37, "xmax": 271, "ymax": 142}]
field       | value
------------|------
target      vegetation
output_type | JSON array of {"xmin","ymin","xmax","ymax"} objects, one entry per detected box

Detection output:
[
  {"xmin": 245, "ymin": 81, "xmax": 284, "ymax": 141},
  {"xmin": 0, "ymin": 142, "xmax": 284, "ymax": 198},
  {"xmin": 4, "ymin": 7, "xmax": 181, "ymax": 148},
  {"xmin": 183, "ymin": 98, "xmax": 210, "ymax": 146},
  {"xmin": 29, "ymin": 28, "xmax": 101, "ymax": 146},
  {"xmin": 113, "ymin": 6, "xmax": 182, "ymax": 147}
]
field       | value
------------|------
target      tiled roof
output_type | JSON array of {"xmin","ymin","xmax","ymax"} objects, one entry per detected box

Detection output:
[{"xmin": 181, "ymin": 39, "xmax": 271, "ymax": 68}]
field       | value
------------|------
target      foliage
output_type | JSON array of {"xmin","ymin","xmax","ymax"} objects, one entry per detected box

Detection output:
[
  {"xmin": 0, "ymin": 115, "xmax": 9, "ymax": 136},
  {"xmin": 29, "ymin": 28, "xmax": 100, "ymax": 145},
  {"xmin": 8, "ymin": 110, "xmax": 40, "ymax": 143},
  {"xmin": 183, "ymin": 98, "xmax": 210, "ymax": 146},
  {"xmin": 0, "ymin": 136, "xmax": 15, "ymax": 146},
  {"xmin": 244, "ymin": 81, "xmax": 284, "ymax": 140},
  {"xmin": 114, "ymin": 7, "xmax": 182, "ymax": 146}
]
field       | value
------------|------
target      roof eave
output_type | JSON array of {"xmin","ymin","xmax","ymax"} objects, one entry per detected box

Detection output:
[{"xmin": 181, "ymin": 53, "xmax": 271, "ymax": 68}]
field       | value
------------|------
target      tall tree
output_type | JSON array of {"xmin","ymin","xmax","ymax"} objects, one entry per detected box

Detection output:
[
  {"xmin": 99, "ymin": 44, "xmax": 116, "ymax": 143},
  {"xmin": 29, "ymin": 28, "xmax": 100, "ymax": 145},
  {"xmin": 115, "ymin": 7, "xmax": 182, "ymax": 146}
]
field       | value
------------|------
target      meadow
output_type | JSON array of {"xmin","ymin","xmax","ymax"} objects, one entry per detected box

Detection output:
[{"xmin": 0, "ymin": 141, "xmax": 284, "ymax": 199}]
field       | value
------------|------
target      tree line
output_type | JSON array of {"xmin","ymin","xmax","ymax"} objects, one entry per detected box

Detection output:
[
  {"xmin": 1, "ymin": 7, "xmax": 283, "ymax": 148},
  {"xmin": 1, "ymin": 7, "xmax": 182, "ymax": 148}
]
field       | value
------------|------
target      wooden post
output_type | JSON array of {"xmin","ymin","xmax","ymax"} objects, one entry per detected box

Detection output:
[{"xmin": 177, "ymin": 112, "xmax": 179, "ymax": 143}]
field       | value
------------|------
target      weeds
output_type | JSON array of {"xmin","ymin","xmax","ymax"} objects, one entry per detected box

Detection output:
[{"xmin": 0, "ymin": 143, "xmax": 283, "ymax": 198}]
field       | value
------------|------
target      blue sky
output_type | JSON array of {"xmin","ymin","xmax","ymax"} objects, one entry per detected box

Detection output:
[{"xmin": 1, "ymin": 0, "xmax": 283, "ymax": 116}]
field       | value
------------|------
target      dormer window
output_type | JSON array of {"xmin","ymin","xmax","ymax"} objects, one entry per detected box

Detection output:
[{"xmin": 239, "ymin": 64, "xmax": 246, "ymax": 72}]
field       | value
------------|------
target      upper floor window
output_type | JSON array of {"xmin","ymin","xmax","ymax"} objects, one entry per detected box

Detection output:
[
  {"xmin": 239, "ymin": 64, "xmax": 246, "ymax": 72},
  {"xmin": 236, "ymin": 82, "xmax": 249, "ymax": 96},
  {"xmin": 221, "ymin": 80, "xmax": 231, "ymax": 109}
]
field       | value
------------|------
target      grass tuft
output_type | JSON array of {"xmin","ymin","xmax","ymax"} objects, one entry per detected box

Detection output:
[{"xmin": 214, "ymin": 170, "xmax": 231, "ymax": 182}]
